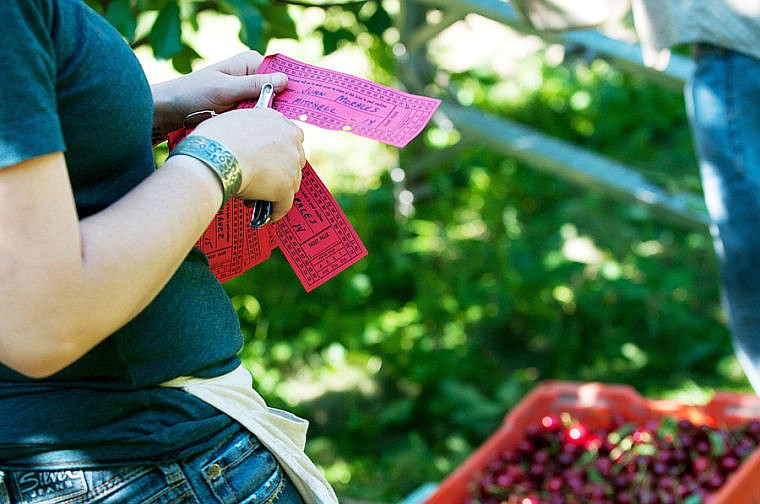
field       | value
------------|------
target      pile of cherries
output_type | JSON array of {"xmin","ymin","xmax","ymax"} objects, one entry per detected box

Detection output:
[{"xmin": 467, "ymin": 412, "xmax": 760, "ymax": 504}]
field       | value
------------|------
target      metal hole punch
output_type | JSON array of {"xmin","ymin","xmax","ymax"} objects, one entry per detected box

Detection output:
[
  {"xmin": 255, "ymin": 82, "xmax": 275, "ymax": 110},
  {"xmin": 182, "ymin": 109, "xmax": 218, "ymax": 129},
  {"xmin": 248, "ymin": 83, "xmax": 276, "ymax": 228}
]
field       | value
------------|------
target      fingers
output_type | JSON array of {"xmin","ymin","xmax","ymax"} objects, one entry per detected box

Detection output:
[
  {"xmin": 263, "ymin": 139, "xmax": 305, "ymax": 224},
  {"xmin": 270, "ymin": 140, "xmax": 305, "ymax": 222},
  {"xmin": 216, "ymin": 50, "xmax": 288, "ymax": 97},
  {"xmin": 296, "ymin": 142, "xmax": 306, "ymax": 173},
  {"xmin": 202, "ymin": 50, "xmax": 288, "ymax": 109},
  {"xmin": 294, "ymin": 161, "xmax": 304, "ymax": 193},
  {"xmin": 208, "ymin": 50, "xmax": 264, "ymax": 75},
  {"xmin": 293, "ymin": 122, "xmax": 305, "ymax": 144},
  {"xmin": 271, "ymin": 196, "xmax": 295, "ymax": 223},
  {"xmin": 191, "ymin": 108, "xmax": 305, "ymax": 222}
]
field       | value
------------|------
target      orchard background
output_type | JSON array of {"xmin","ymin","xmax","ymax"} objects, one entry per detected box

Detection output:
[{"xmin": 86, "ymin": 0, "xmax": 752, "ymax": 501}]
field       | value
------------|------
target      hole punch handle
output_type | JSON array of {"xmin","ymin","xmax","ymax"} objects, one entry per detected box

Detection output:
[
  {"xmin": 254, "ymin": 82, "xmax": 275, "ymax": 110},
  {"xmin": 248, "ymin": 83, "xmax": 276, "ymax": 228}
]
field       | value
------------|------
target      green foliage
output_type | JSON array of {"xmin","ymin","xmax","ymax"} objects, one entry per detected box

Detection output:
[
  {"xmin": 85, "ymin": 0, "xmax": 300, "ymax": 70},
  {"xmin": 225, "ymin": 50, "xmax": 746, "ymax": 500},
  {"xmin": 103, "ymin": 0, "xmax": 137, "ymax": 40},
  {"xmin": 97, "ymin": 2, "xmax": 752, "ymax": 500},
  {"xmin": 149, "ymin": 1, "xmax": 183, "ymax": 59},
  {"xmin": 318, "ymin": 2, "xmax": 393, "ymax": 55},
  {"xmin": 85, "ymin": 0, "xmax": 391, "ymax": 72}
]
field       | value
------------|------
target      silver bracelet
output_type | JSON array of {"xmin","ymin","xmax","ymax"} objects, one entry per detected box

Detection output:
[{"xmin": 169, "ymin": 135, "xmax": 242, "ymax": 206}]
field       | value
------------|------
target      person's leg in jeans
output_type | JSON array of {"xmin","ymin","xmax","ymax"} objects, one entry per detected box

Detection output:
[{"xmin": 686, "ymin": 43, "xmax": 760, "ymax": 391}]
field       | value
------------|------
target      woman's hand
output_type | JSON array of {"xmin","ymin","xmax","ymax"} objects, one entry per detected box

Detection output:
[
  {"xmin": 189, "ymin": 108, "xmax": 305, "ymax": 222},
  {"xmin": 152, "ymin": 50, "xmax": 288, "ymax": 141},
  {"xmin": 157, "ymin": 51, "xmax": 305, "ymax": 222}
]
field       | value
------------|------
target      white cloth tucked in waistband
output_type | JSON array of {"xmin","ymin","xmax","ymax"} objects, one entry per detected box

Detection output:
[{"xmin": 161, "ymin": 365, "xmax": 338, "ymax": 504}]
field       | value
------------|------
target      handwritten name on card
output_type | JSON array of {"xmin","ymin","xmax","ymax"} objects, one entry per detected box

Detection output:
[{"xmin": 241, "ymin": 54, "xmax": 441, "ymax": 148}]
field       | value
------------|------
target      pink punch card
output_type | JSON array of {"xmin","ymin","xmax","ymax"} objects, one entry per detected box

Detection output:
[
  {"xmin": 241, "ymin": 54, "xmax": 441, "ymax": 148},
  {"xmin": 174, "ymin": 54, "xmax": 439, "ymax": 290}
]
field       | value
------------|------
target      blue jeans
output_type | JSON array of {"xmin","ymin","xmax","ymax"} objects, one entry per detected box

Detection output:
[
  {"xmin": 0, "ymin": 427, "xmax": 305, "ymax": 504},
  {"xmin": 686, "ymin": 44, "xmax": 760, "ymax": 392}
]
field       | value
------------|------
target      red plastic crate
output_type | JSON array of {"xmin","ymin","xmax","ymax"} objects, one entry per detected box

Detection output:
[{"xmin": 424, "ymin": 381, "xmax": 760, "ymax": 504}]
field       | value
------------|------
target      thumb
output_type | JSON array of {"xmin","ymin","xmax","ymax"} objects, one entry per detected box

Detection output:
[
  {"xmin": 243, "ymin": 72, "xmax": 288, "ymax": 98},
  {"xmin": 215, "ymin": 72, "xmax": 288, "ymax": 111}
]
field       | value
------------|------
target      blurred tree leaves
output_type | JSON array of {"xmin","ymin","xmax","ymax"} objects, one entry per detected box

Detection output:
[
  {"xmin": 85, "ymin": 0, "xmax": 294, "ymax": 70},
  {"xmin": 223, "ymin": 50, "xmax": 744, "ymax": 501},
  {"xmin": 103, "ymin": 0, "xmax": 137, "ymax": 40},
  {"xmin": 92, "ymin": 1, "xmax": 751, "ymax": 500},
  {"xmin": 85, "ymin": 0, "xmax": 391, "ymax": 72},
  {"xmin": 149, "ymin": 1, "xmax": 183, "ymax": 59}
]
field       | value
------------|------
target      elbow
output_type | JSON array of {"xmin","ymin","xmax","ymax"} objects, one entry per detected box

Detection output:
[
  {"xmin": 1, "ymin": 345, "xmax": 76, "ymax": 379},
  {"xmin": 0, "ymin": 327, "xmax": 93, "ymax": 379},
  {"xmin": 0, "ymin": 266, "xmax": 110, "ymax": 378},
  {"xmin": 2, "ymin": 355, "xmax": 64, "ymax": 379},
  {"xmin": 9, "ymin": 363, "xmax": 62, "ymax": 380}
]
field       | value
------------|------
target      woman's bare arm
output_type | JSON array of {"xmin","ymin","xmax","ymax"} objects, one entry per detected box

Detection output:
[{"xmin": 0, "ymin": 151, "xmax": 223, "ymax": 378}]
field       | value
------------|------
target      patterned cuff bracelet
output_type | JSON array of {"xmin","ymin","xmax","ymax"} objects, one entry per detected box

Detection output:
[{"xmin": 169, "ymin": 135, "xmax": 242, "ymax": 206}]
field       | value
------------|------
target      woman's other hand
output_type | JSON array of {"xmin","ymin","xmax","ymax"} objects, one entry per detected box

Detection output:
[{"xmin": 152, "ymin": 51, "xmax": 288, "ymax": 138}]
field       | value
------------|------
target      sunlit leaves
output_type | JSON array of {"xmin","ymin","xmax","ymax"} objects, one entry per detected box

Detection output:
[
  {"xmin": 317, "ymin": 26, "xmax": 356, "ymax": 55},
  {"xmin": 364, "ymin": 3, "xmax": 392, "ymax": 35},
  {"xmin": 224, "ymin": 0, "xmax": 264, "ymax": 49},
  {"xmin": 87, "ymin": 0, "xmax": 301, "ymax": 72},
  {"xmin": 170, "ymin": 43, "xmax": 202, "ymax": 74},
  {"xmin": 149, "ymin": 1, "xmax": 182, "ymax": 59},
  {"xmin": 258, "ymin": 2, "xmax": 298, "ymax": 40},
  {"xmin": 104, "ymin": 0, "xmax": 137, "ymax": 41},
  {"xmin": 88, "ymin": 0, "xmax": 393, "ymax": 75}
]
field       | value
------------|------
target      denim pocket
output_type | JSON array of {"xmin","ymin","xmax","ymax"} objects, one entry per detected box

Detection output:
[{"xmin": 201, "ymin": 431, "xmax": 285, "ymax": 504}]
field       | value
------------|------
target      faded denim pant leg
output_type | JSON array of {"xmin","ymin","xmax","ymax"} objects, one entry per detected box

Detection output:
[
  {"xmin": 0, "ymin": 427, "xmax": 305, "ymax": 504},
  {"xmin": 686, "ymin": 44, "xmax": 760, "ymax": 392}
]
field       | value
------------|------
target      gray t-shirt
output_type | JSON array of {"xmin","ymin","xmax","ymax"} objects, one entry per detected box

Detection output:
[{"xmin": 632, "ymin": 0, "xmax": 760, "ymax": 65}]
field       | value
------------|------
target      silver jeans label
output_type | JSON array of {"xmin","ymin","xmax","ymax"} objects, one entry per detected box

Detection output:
[{"xmin": 14, "ymin": 470, "xmax": 87, "ymax": 504}]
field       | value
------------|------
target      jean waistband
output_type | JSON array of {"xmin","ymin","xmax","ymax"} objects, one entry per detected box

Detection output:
[{"xmin": 692, "ymin": 42, "xmax": 728, "ymax": 58}]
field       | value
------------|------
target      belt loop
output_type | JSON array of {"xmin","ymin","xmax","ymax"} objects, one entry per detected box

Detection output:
[
  {"xmin": 0, "ymin": 470, "xmax": 11, "ymax": 504},
  {"xmin": 159, "ymin": 463, "xmax": 185, "ymax": 487}
]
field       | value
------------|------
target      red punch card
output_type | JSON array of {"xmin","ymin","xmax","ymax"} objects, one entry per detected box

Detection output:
[
  {"xmin": 196, "ymin": 199, "xmax": 275, "ymax": 283},
  {"xmin": 240, "ymin": 54, "xmax": 441, "ymax": 148},
  {"xmin": 170, "ymin": 123, "xmax": 366, "ymax": 290},
  {"xmin": 273, "ymin": 161, "xmax": 367, "ymax": 291}
]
